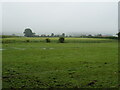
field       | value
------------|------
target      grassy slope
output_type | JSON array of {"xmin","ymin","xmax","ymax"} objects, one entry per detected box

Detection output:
[{"xmin": 2, "ymin": 39, "xmax": 118, "ymax": 88}]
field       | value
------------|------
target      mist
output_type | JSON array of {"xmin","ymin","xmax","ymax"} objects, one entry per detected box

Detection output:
[{"xmin": 2, "ymin": 2, "xmax": 118, "ymax": 36}]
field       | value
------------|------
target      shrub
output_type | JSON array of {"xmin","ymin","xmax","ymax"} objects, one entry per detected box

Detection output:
[
  {"xmin": 59, "ymin": 37, "xmax": 65, "ymax": 43},
  {"xmin": 46, "ymin": 38, "xmax": 50, "ymax": 43},
  {"xmin": 26, "ymin": 40, "xmax": 30, "ymax": 42}
]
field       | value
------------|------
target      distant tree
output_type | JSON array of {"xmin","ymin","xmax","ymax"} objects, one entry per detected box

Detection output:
[
  {"xmin": 51, "ymin": 33, "xmax": 54, "ymax": 37},
  {"xmin": 81, "ymin": 34, "xmax": 86, "ymax": 38},
  {"xmin": 62, "ymin": 33, "xmax": 65, "ymax": 37},
  {"xmin": 69, "ymin": 35, "xmax": 72, "ymax": 37},
  {"xmin": 46, "ymin": 38, "xmax": 50, "ymax": 43},
  {"xmin": 88, "ymin": 34, "xmax": 92, "ymax": 38},
  {"xmin": 41, "ymin": 34, "xmax": 44, "ymax": 37},
  {"xmin": 117, "ymin": 32, "xmax": 120, "ymax": 39},
  {"xmin": 47, "ymin": 35, "xmax": 50, "ymax": 37},
  {"xmin": 59, "ymin": 37, "xmax": 65, "ymax": 43},
  {"xmin": 55, "ymin": 35, "xmax": 60, "ymax": 37},
  {"xmin": 26, "ymin": 40, "xmax": 30, "ymax": 42},
  {"xmin": 23, "ymin": 28, "xmax": 35, "ymax": 37},
  {"xmin": 12, "ymin": 34, "xmax": 16, "ymax": 36},
  {"xmin": 116, "ymin": 32, "xmax": 120, "ymax": 36},
  {"xmin": 43, "ymin": 34, "xmax": 46, "ymax": 37},
  {"xmin": 97, "ymin": 34, "xmax": 102, "ymax": 37},
  {"xmin": 88, "ymin": 34, "xmax": 92, "ymax": 36}
]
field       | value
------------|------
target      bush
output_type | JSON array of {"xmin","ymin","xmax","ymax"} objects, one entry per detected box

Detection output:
[
  {"xmin": 26, "ymin": 40, "xmax": 30, "ymax": 42},
  {"xmin": 46, "ymin": 38, "xmax": 50, "ymax": 43},
  {"xmin": 59, "ymin": 37, "xmax": 65, "ymax": 43}
]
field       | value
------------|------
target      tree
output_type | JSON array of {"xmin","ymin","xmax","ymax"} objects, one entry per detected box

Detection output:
[
  {"xmin": 46, "ymin": 38, "xmax": 50, "ymax": 43},
  {"xmin": 23, "ymin": 28, "xmax": 35, "ymax": 37},
  {"xmin": 117, "ymin": 32, "xmax": 120, "ymax": 39},
  {"xmin": 59, "ymin": 37, "xmax": 65, "ymax": 43},
  {"xmin": 12, "ymin": 34, "xmax": 16, "ymax": 36},
  {"xmin": 88, "ymin": 34, "xmax": 92, "ymax": 38},
  {"xmin": 62, "ymin": 33, "xmax": 65, "ymax": 37},
  {"xmin": 51, "ymin": 33, "xmax": 54, "ymax": 37},
  {"xmin": 97, "ymin": 34, "xmax": 102, "ymax": 37}
]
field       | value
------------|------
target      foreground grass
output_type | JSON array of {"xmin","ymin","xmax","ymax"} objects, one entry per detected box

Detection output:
[{"xmin": 2, "ymin": 39, "xmax": 118, "ymax": 88}]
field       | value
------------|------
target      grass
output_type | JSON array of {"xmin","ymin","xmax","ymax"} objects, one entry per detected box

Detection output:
[
  {"xmin": 2, "ymin": 37, "xmax": 118, "ymax": 88},
  {"xmin": 2, "ymin": 37, "xmax": 116, "ymax": 43}
]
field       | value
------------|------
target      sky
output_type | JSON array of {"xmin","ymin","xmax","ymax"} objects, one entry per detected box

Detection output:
[
  {"xmin": 1, "ymin": 1, "xmax": 118, "ymax": 36},
  {"xmin": 118, "ymin": 2, "xmax": 120, "ymax": 32}
]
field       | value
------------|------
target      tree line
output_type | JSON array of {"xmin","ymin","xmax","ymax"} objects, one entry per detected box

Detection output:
[
  {"xmin": 23, "ymin": 28, "xmax": 65, "ymax": 43},
  {"xmin": 23, "ymin": 28, "xmax": 67, "ymax": 37},
  {"xmin": 23, "ymin": 28, "xmax": 119, "ymax": 39}
]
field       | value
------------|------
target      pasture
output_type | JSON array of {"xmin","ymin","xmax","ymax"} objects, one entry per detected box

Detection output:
[{"xmin": 2, "ymin": 37, "xmax": 118, "ymax": 88}]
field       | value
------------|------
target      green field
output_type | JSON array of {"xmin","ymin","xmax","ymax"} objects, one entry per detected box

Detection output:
[{"xmin": 2, "ymin": 37, "xmax": 118, "ymax": 88}]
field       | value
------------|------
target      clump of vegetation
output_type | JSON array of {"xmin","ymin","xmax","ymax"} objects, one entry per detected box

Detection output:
[
  {"xmin": 59, "ymin": 37, "xmax": 65, "ymax": 43},
  {"xmin": 26, "ymin": 40, "xmax": 30, "ymax": 42},
  {"xmin": 46, "ymin": 38, "xmax": 50, "ymax": 43}
]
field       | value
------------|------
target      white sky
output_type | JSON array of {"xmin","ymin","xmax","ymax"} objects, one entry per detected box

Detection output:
[
  {"xmin": 1, "ymin": 1, "xmax": 119, "ymax": 35},
  {"xmin": 0, "ymin": 0, "xmax": 119, "ymax": 2}
]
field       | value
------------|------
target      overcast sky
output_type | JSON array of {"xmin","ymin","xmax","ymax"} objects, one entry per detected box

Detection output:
[{"xmin": 2, "ymin": 2, "xmax": 118, "ymax": 35}]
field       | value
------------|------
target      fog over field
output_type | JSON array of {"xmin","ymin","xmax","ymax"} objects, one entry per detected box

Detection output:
[{"xmin": 2, "ymin": 2, "xmax": 118, "ymax": 36}]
